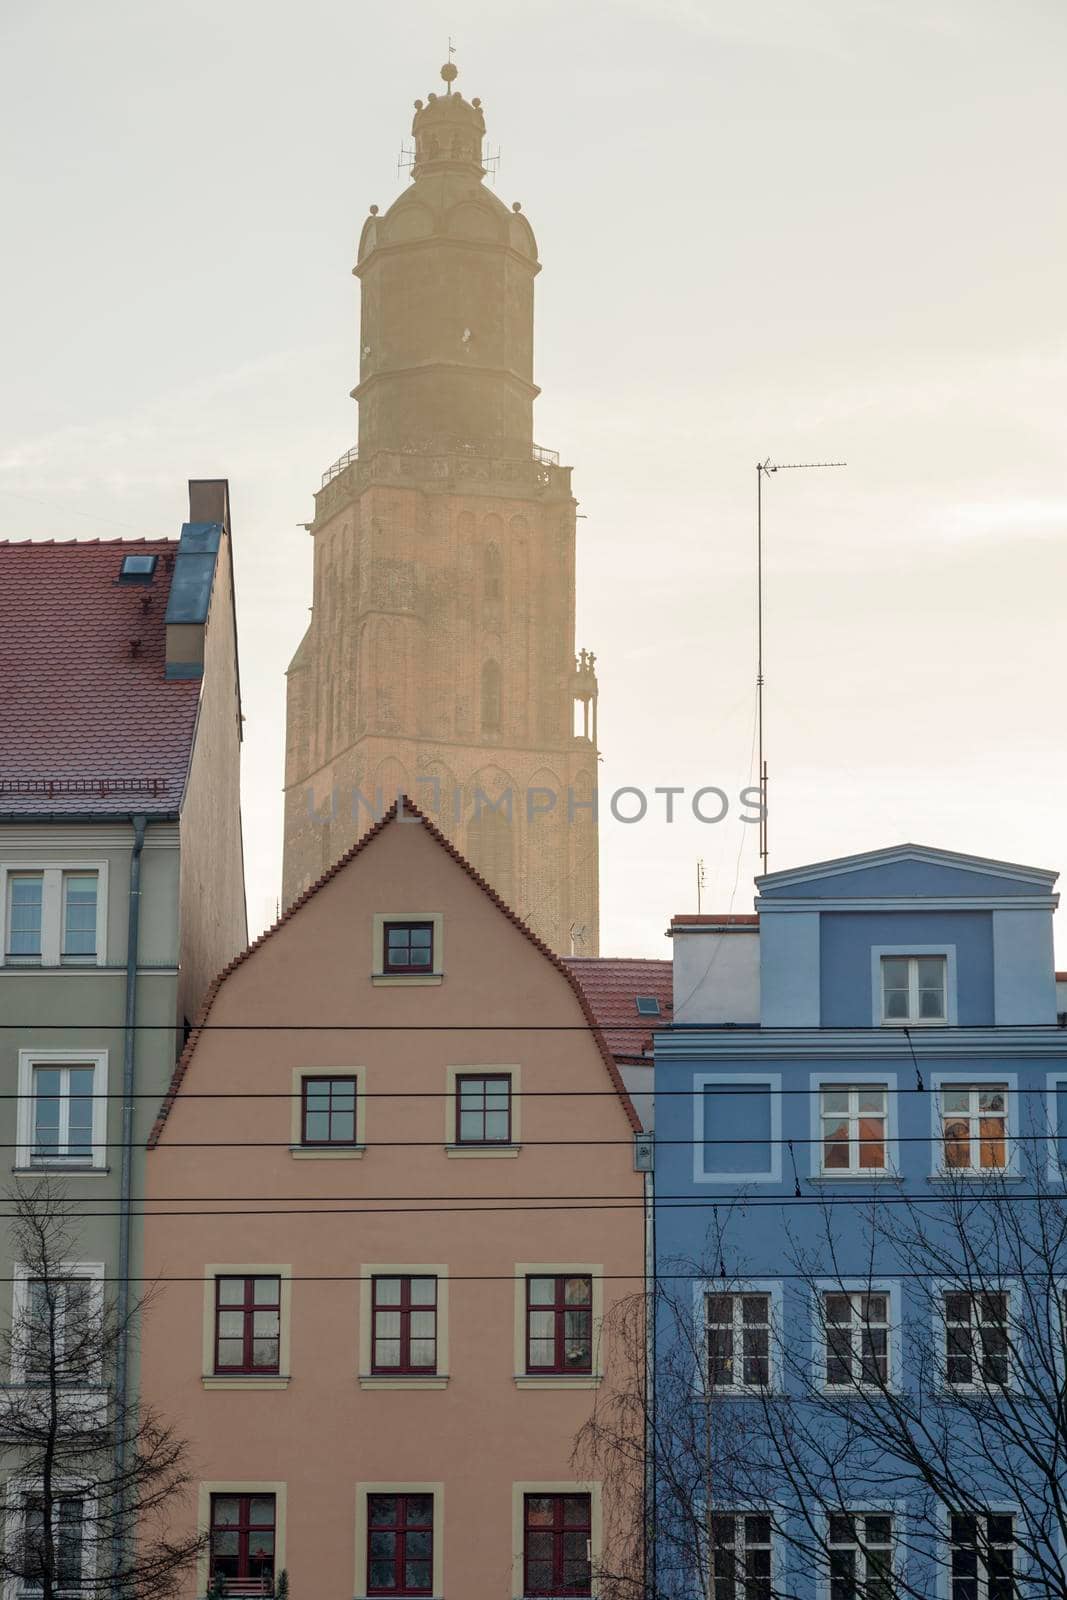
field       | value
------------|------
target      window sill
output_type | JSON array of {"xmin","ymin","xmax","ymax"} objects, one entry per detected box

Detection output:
[
  {"xmin": 371, "ymin": 973, "xmax": 443, "ymax": 987},
  {"xmin": 12, "ymin": 1165, "xmax": 111, "ymax": 1177},
  {"xmin": 202, "ymin": 1375, "xmax": 291, "ymax": 1390},
  {"xmin": 880, "ymin": 1019, "xmax": 947, "ymax": 1028},
  {"xmin": 289, "ymin": 1144, "xmax": 366, "ymax": 1160},
  {"xmin": 358, "ymin": 1375, "xmax": 449, "ymax": 1390},
  {"xmin": 514, "ymin": 1374, "xmax": 602, "ymax": 1390},
  {"xmin": 808, "ymin": 1172, "xmax": 903, "ymax": 1185},
  {"xmin": 444, "ymin": 1144, "xmax": 521, "ymax": 1159},
  {"xmin": 927, "ymin": 1172, "xmax": 1023, "ymax": 1184}
]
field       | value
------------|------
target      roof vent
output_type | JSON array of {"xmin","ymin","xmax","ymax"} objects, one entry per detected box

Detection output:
[
  {"xmin": 119, "ymin": 553, "xmax": 157, "ymax": 582},
  {"xmin": 635, "ymin": 995, "xmax": 661, "ymax": 1016}
]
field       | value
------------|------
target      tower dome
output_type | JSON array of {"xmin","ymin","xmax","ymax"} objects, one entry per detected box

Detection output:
[{"xmin": 411, "ymin": 64, "xmax": 487, "ymax": 179}]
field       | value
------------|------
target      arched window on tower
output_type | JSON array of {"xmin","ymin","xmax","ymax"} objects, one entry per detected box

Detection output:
[
  {"xmin": 484, "ymin": 543, "xmax": 503, "ymax": 601},
  {"xmin": 467, "ymin": 806, "xmax": 515, "ymax": 909},
  {"xmin": 481, "ymin": 660, "xmax": 502, "ymax": 733}
]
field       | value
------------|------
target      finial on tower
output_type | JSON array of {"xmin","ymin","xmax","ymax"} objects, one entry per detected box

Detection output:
[{"xmin": 442, "ymin": 37, "xmax": 458, "ymax": 93}]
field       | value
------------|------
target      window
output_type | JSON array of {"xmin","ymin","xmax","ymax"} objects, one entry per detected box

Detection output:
[
  {"xmin": 209, "ymin": 1494, "xmax": 276, "ymax": 1595},
  {"xmin": 372, "ymin": 1277, "xmax": 437, "ymax": 1373},
  {"xmin": 943, "ymin": 1291, "xmax": 1009, "ymax": 1388},
  {"xmin": 18, "ymin": 1494, "xmax": 85, "ymax": 1596},
  {"xmin": 481, "ymin": 659, "xmax": 502, "ymax": 731},
  {"xmin": 881, "ymin": 955, "xmax": 946, "ymax": 1023},
  {"xmin": 706, "ymin": 1292, "xmax": 770, "ymax": 1391},
  {"xmin": 941, "ymin": 1085, "xmax": 1007, "ymax": 1172},
  {"xmin": 382, "ymin": 921, "xmax": 434, "ymax": 975},
  {"xmin": 524, "ymin": 1494, "xmax": 591, "ymax": 1597},
  {"xmin": 23, "ymin": 1275, "xmax": 97, "ymax": 1384},
  {"xmin": 300, "ymin": 1076, "xmax": 357, "ymax": 1146},
  {"xmin": 31, "ymin": 1065, "xmax": 95, "ymax": 1165},
  {"xmin": 214, "ymin": 1277, "xmax": 281, "ymax": 1375},
  {"xmin": 456, "ymin": 1074, "xmax": 511, "ymax": 1144},
  {"xmin": 823, "ymin": 1291, "xmax": 890, "ymax": 1388},
  {"xmin": 526, "ymin": 1276, "xmax": 592, "ymax": 1374},
  {"xmin": 368, "ymin": 1494, "xmax": 433, "ymax": 1596},
  {"xmin": 827, "ymin": 1513, "xmax": 893, "ymax": 1600},
  {"xmin": 820, "ymin": 1085, "xmax": 888, "ymax": 1173},
  {"xmin": 61, "ymin": 874, "xmax": 97, "ymax": 960},
  {"xmin": 695, "ymin": 1075, "xmax": 781, "ymax": 1184},
  {"xmin": 949, "ymin": 1512, "xmax": 1014, "ymax": 1599},
  {"xmin": 635, "ymin": 995, "xmax": 661, "ymax": 1016},
  {"xmin": 483, "ymin": 543, "xmax": 503, "ymax": 601},
  {"xmin": 6, "ymin": 874, "xmax": 42, "ymax": 960},
  {"xmin": 710, "ymin": 1513, "xmax": 772, "ymax": 1600},
  {"xmin": 119, "ymin": 552, "xmax": 157, "ymax": 581}
]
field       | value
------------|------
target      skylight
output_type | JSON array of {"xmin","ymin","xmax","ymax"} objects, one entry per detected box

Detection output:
[
  {"xmin": 635, "ymin": 995, "xmax": 661, "ymax": 1016},
  {"xmin": 119, "ymin": 554, "xmax": 157, "ymax": 582}
]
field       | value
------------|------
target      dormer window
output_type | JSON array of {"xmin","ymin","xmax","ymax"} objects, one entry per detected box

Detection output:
[{"xmin": 881, "ymin": 955, "xmax": 946, "ymax": 1025}]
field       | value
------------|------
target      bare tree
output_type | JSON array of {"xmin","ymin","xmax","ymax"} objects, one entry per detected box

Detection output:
[{"xmin": 0, "ymin": 1180, "xmax": 204, "ymax": 1600}]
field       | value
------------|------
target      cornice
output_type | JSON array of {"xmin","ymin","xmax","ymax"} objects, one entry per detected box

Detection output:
[
  {"xmin": 755, "ymin": 896, "xmax": 1059, "ymax": 913},
  {"xmin": 655, "ymin": 1026, "xmax": 1067, "ymax": 1061}
]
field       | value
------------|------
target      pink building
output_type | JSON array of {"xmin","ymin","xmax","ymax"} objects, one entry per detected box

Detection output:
[{"xmin": 142, "ymin": 801, "xmax": 644, "ymax": 1598}]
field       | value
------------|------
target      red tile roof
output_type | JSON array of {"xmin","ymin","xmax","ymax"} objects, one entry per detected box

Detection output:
[
  {"xmin": 669, "ymin": 913, "xmax": 759, "ymax": 926},
  {"xmin": 0, "ymin": 539, "xmax": 200, "ymax": 815},
  {"xmin": 565, "ymin": 956, "xmax": 673, "ymax": 1061},
  {"xmin": 149, "ymin": 797, "xmax": 642, "ymax": 1146}
]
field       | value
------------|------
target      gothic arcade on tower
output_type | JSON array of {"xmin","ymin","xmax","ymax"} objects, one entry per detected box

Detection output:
[{"xmin": 282, "ymin": 62, "xmax": 600, "ymax": 956}]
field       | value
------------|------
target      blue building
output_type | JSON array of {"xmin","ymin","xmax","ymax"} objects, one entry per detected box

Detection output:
[{"xmin": 653, "ymin": 844, "xmax": 1067, "ymax": 1599}]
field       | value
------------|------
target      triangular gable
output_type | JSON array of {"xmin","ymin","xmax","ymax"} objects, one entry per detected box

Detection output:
[
  {"xmin": 149, "ymin": 795, "xmax": 641, "ymax": 1144},
  {"xmin": 756, "ymin": 842, "xmax": 1058, "ymax": 902}
]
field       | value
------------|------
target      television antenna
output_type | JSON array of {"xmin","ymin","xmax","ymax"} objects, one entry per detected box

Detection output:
[
  {"xmin": 696, "ymin": 858, "xmax": 706, "ymax": 914},
  {"xmin": 756, "ymin": 457, "xmax": 847, "ymax": 874}
]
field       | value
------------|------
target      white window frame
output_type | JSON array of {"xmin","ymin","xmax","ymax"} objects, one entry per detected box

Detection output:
[
  {"xmin": 871, "ymin": 944, "xmax": 956, "ymax": 1027},
  {"xmin": 10, "ymin": 1263, "xmax": 106, "ymax": 1387},
  {"xmin": 938, "ymin": 1503, "xmax": 1020, "ymax": 1600},
  {"xmin": 693, "ymin": 1073, "xmax": 782, "ymax": 1185},
  {"xmin": 3, "ymin": 1475, "xmax": 97, "ymax": 1600},
  {"xmin": 934, "ymin": 1280, "xmax": 1017, "ymax": 1394},
  {"xmin": 697, "ymin": 1279, "xmax": 783, "ymax": 1396},
  {"xmin": 0, "ymin": 865, "xmax": 108, "ymax": 970},
  {"xmin": 707, "ymin": 1508, "xmax": 779, "ymax": 1599},
  {"xmin": 813, "ymin": 1280, "xmax": 900, "ymax": 1393},
  {"xmin": 809, "ymin": 1073, "xmax": 898, "ymax": 1180},
  {"xmin": 16, "ymin": 1051, "xmax": 109, "ymax": 1171},
  {"xmin": 930, "ymin": 1072, "xmax": 1018, "ymax": 1179},
  {"xmin": 1045, "ymin": 1073, "xmax": 1067, "ymax": 1184},
  {"xmin": 819, "ymin": 1506, "xmax": 901, "ymax": 1600}
]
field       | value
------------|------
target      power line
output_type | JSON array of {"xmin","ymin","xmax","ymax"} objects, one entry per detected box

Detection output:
[{"xmin": 1, "ymin": 1020, "xmax": 1065, "ymax": 1032}]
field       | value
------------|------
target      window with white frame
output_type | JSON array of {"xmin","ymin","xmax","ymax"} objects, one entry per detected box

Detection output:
[
  {"xmin": 948, "ymin": 1512, "xmax": 1014, "ymax": 1599},
  {"xmin": 706, "ymin": 1292, "xmax": 771, "ymax": 1391},
  {"xmin": 822, "ymin": 1291, "xmax": 890, "ymax": 1388},
  {"xmin": 943, "ymin": 1291, "xmax": 1010, "ymax": 1388},
  {"xmin": 819, "ymin": 1086, "xmax": 889, "ymax": 1174},
  {"xmin": 15, "ymin": 1490, "xmax": 88, "ymax": 1596},
  {"xmin": 17, "ymin": 1052, "xmax": 108, "ymax": 1171},
  {"xmin": 940, "ymin": 1085, "xmax": 1008, "ymax": 1173},
  {"xmin": 881, "ymin": 955, "xmax": 946, "ymax": 1024},
  {"xmin": 827, "ymin": 1512, "xmax": 893, "ymax": 1600},
  {"xmin": 18, "ymin": 1271, "xmax": 102, "ymax": 1386},
  {"xmin": 2, "ymin": 866, "xmax": 105, "ymax": 967},
  {"xmin": 710, "ymin": 1513, "xmax": 772, "ymax": 1600}
]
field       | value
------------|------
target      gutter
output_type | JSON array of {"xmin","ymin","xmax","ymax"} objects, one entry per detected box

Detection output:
[{"xmin": 112, "ymin": 812, "xmax": 146, "ymax": 1592}]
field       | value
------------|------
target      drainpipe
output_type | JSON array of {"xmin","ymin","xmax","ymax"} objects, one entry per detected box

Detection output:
[{"xmin": 112, "ymin": 813, "xmax": 146, "ymax": 1593}]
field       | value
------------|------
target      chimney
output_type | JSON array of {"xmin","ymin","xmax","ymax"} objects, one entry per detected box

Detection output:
[{"xmin": 164, "ymin": 479, "xmax": 230, "ymax": 680}]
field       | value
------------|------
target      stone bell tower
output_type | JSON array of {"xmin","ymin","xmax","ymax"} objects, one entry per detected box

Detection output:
[{"xmin": 282, "ymin": 61, "xmax": 600, "ymax": 956}]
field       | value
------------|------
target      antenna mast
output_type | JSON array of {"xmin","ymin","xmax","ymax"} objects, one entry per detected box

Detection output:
[{"xmin": 756, "ymin": 457, "xmax": 847, "ymax": 875}]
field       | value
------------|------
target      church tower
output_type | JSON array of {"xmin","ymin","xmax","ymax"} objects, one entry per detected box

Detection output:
[{"xmin": 282, "ymin": 61, "xmax": 600, "ymax": 956}]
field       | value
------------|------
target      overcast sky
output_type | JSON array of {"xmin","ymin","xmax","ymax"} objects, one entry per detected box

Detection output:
[{"xmin": 3, "ymin": 0, "xmax": 1065, "ymax": 958}]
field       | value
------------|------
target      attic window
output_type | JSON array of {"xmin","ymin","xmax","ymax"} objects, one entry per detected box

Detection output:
[
  {"xmin": 635, "ymin": 996, "xmax": 661, "ymax": 1017},
  {"xmin": 119, "ymin": 554, "xmax": 157, "ymax": 582}
]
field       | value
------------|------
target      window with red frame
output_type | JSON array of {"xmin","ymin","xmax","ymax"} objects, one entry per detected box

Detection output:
[
  {"xmin": 456, "ymin": 1073, "xmax": 512, "ymax": 1144},
  {"xmin": 301, "ymin": 1075, "xmax": 358, "ymax": 1145},
  {"xmin": 214, "ymin": 1276, "xmax": 280, "ymax": 1374},
  {"xmin": 524, "ymin": 1494, "xmax": 592, "ymax": 1597},
  {"xmin": 367, "ymin": 1493, "xmax": 433, "ymax": 1595},
  {"xmin": 526, "ymin": 1275, "xmax": 592, "ymax": 1374},
  {"xmin": 382, "ymin": 921, "xmax": 434, "ymax": 974},
  {"xmin": 209, "ymin": 1493, "xmax": 276, "ymax": 1594},
  {"xmin": 372, "ymin": 1276, "xmax": 437, "ymax": 1373}
]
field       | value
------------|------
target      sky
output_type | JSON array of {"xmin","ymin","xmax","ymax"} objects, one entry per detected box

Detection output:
[{"xmin": 2, "ymin": 0, "xmax": 1065, "ymax": 957}]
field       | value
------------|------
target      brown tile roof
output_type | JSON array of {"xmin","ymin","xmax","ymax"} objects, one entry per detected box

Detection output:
[
  {"xmin": 669, "ymin": 913, "xmax": 759, "ymax": 926},
  {"xmin": 149, "ymin": 797, "xmax": 642, "ymax": 1146},
  {"xmin": 0, "ymin": 539, "xmax": 200, "ymax": 815},
  {"xmin": 565, "ymin": 956, "xmax": 672, "ymax": 1061}
]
